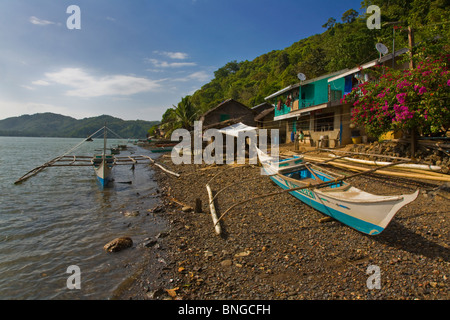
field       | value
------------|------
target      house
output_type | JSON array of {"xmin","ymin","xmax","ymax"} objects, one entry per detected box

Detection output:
[
  {"xmin": 252, "ymin": 102, "xmax": 273, "ymax": 115},
  {"xmin": 253, "ymin": 105, "xmax": 288, "ymax": 144},
  {"xmin": 254, "ymin": 105, "xmax": 275, "ymax": 128},
  {"xmin": 264, "ymin": 48, "xmax": 409, "ymax": 147},
  {"xmin": 199, "ymin": 99, "xmax": 256, "ymax": 130}
]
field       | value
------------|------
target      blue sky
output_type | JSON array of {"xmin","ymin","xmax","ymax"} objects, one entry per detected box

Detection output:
[{"xmin": 0, "ymin": 0, "xmax": 363, "ymax": 122}]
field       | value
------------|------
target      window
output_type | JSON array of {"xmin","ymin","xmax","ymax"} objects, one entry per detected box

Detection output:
[
  {"xmin": 315, "ymin": 112, "xmax": 334, "ymax": 132},
  {"xmin": 220, "ymin": 114, "xmax": 231, "ymax": 122}
]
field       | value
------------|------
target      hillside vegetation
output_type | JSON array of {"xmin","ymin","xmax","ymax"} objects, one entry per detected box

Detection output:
[
  {"xmin": 0, "ymin": 113, "xmax": 159, "ymax": 138},
  {"xmin": 165, "ymin": 0, "xmax": 449, "ymax": 126}
]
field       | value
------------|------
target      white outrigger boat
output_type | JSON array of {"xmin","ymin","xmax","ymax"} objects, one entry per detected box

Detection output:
[
  {"xmin": 91, "ymin": 126, "xmax": 114, "ymax": 187},
  {"xmin": 14, "ymin": 126, "xmax": 165, "ymax": 188},
  {"xmin": 257, "ymin": 149, "xmax": 419, "ymax": 235}
]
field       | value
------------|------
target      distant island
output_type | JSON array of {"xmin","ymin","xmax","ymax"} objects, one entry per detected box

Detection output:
[{"xmin": 0, "ymin": 113, "xmax": 159, "ymax": 139}]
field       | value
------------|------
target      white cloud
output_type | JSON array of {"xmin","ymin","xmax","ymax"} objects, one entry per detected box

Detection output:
[
  {"xmin": 29, "ymin": 16, "xmax": 55, "ymax": 26},
  {"xmin": 153, "ymin": 51, "xmax": 189, "ymax": 60},
  {"xmin": 188, "ymin": 71, "xmax": 211, "ymax": 82},
  {"xmin": 173, "ymin": 71, "xmax": 211, "ymax": 82},
  {"xmin": 36, "ymin": 68, "xmax": 162, "ymax": 98},
  {"xmin": 147, "ymin": 59, "xmax": 197, "ymax": 68},
  {"xmin": 20, "ymin": 85, "xmax": 36, "ymax": 90},
  {"xmin": 32, "ymin": 80, "xmax": 50, "ymax": 86}
]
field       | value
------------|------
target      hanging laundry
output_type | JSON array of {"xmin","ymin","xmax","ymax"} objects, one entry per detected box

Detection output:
[
  {"xmin": 277, "ymin": 99, "xmax": 283, "ymax": 110},
  {"xmin": 285, "ymin": 95, "xmax": 292, "ymax": 108}
]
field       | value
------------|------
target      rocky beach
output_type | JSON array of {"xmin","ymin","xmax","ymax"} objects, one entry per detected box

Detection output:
[{"xmin": 117, "ymin": 147, "xmax": 449, "ymax": 301}]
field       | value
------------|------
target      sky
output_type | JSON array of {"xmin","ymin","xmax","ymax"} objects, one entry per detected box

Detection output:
[{"xmin": 0, "ymin": 0, "xmax": 363, "ymax": 122}]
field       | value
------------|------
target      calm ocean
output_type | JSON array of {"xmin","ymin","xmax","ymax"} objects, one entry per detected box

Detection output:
[{"xmin": 0, "ymin": 136, "xmax": 167, "ymax": 299}]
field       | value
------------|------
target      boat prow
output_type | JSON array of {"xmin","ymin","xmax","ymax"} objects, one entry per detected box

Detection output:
[
  {"xmin": 92, "ymin": 154, "xmax": 114, "ymax": 188},
  {"xmin": 375, "ymin": 189, "xmax": 419, "ymax": 234}
]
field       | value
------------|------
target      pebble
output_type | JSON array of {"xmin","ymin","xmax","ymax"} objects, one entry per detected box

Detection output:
[{"xmin": 220, "ymin": 260, "xmax": 233, "ymax": 267}]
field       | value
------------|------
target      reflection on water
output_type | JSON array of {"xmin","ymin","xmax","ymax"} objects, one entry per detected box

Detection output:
[{"xmin": 0, "ymin": 137, "xmax": 167, "ymax": 299}]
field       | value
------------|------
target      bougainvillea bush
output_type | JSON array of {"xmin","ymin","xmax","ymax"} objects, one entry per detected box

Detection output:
[{"xmin": 342, "ymin": 51, "xmax": 450, "ymax": 138}]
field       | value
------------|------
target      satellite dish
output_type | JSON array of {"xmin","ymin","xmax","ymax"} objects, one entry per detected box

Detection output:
[
  {"xmin": 297, "ymin": 73, "xmax": 306, "ymax": 81},
  {"xmin": 376, "ymin": 43, "xmax": 389, "ymax": 55}
]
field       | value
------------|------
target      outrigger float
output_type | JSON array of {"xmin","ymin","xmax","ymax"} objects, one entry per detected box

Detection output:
[{"xmin": 14, "ymin": 126, "xmax": 179, "ymax": 187}]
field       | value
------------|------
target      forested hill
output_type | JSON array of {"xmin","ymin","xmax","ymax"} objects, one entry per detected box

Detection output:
[
  {"xmin": 188, "ymin": 0, "xmax": 450, "ymax": 114},
  {"xmin": 0, "ymin": 113, "xmax": 159, "ymax": 138}
]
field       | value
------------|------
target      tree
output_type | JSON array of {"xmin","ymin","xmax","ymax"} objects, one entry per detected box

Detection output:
[
  {"xmin": 342, "ymin": 9, "xmax": 358, "ymax": 23},
  {"xmin": 214, "ymin": 61, "xmax": 242, "ymax": 79},
  {"xmin": 160, "ymin": 96, "xmax": 198, "ymax": 137},
  {"xmin": 322, "ymin": 17, "xmax": 336, "ymax": 29}
]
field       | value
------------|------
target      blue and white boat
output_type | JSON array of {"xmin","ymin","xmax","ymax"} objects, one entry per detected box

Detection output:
[
  {"xmin": 91, "ymin": 126, "xmax": 114, "ymax": 188},
  {"xmin": 257, "ymin": 149, "xmax": 418, "ymax": 235}
]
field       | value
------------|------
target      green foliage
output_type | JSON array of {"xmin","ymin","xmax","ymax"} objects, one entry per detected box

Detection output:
[
  {"xmin": 163, "ymin": 0, "xmax": 450, "ymax": 129},
  {"xmin": 0, "ymin": 113, "xmax": 159, "ymax": 138},
  {"xmin": 322, "ymin": 17, "xmax": 337, "ymax": 29},
  {"xmin": 342, "ymin": 9, "xmax": 359, "ymax": 23},
  {"xmin": 160, "ymin": 96, "xmax": 198, "ymax": 138}
]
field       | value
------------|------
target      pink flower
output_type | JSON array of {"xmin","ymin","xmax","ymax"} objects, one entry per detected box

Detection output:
[
  {"xmin": 447, "ymin": 79, "xmax": 450, "ymax": 86},
  {"xmin": 396, "ymin": 93, "xmax": 407, "ymax": 104},
  {"xmin": 418, "ymin": 86, "xmax": 427, "ymax": 95}
]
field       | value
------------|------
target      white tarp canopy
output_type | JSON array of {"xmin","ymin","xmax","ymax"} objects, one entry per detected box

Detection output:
[{"xmin": 218, "ymin": 122, "xmax": 258, "ymax": 137}]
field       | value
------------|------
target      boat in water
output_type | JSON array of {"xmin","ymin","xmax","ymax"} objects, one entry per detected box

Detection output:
[
  {"xmin": 149, "ymin": 143, "xmax": 176, "ymax": 153},
  {"xmin": 257, "ymin": 149, "xmax": 419, "ymax": 235},
  {"xmin": 14, "ymin": 125, "xmax": 158, "ymax": 188},
  {"xmin": 91, "ymin": 126, "xmax": 115, "ymax": 187}
]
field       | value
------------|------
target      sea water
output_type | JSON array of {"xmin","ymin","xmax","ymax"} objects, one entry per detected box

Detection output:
[{"xmin": 0, "ymin": 136, "xmax": 167, "ymax": 299}]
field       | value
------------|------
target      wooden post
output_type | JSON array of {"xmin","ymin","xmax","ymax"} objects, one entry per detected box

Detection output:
[
  {"xmin": 408, "ymin": 26, "xmax": 415, "ymax": 69},
  {"xmin": 194, "ymin": 198, "xmax": 202, "ymax": 213},
  {"xmin": 206, "ymin": 184, "xmax": 222, "ymax": 235},
  {"xmin": 408, "ymin": 26, "xmax": 416, "ymax": 159}
]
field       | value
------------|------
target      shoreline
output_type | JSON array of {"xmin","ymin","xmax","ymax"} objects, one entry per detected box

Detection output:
[{"xmin": 117, "ymin": 151, "xmax": 449, "ymax": 300}]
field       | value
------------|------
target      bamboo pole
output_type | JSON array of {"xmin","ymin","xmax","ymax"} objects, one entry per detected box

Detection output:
[
  {"xmin": 206, "ymin": 184, "xmax": 222, "ymax": 235},
  {"xmin": 327, "ymin": 154, "xmax": 442, "ymax": 171},
  {"xmin": 317, "ymin": 148, "xmax": 412, "ymax": 161},
  {"xmin": 14, "ymin": 156, "xmax": 63, "ymax": 184},
  {"xmin": 141, "ymin": 155, "xmax": 180, "ymax": 178},
  {"xmin": 303, "ymin": 155, "xmax": 450, "ymax": 182}
]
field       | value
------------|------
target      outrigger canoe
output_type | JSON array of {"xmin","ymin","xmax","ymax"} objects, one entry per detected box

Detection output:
[
  {"xmin": 257, "ymin": 149, "xmax": 419, "ymax": 235},
  {"xmin": 91, "ymin": 126, "xmax": 114, "ymax": 187},
  {"xmin": 91, "ymin": 154, "xmax": 114, "ymax": 187}
]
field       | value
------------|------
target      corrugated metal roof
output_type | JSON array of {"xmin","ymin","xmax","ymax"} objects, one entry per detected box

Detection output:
[{"xmin": 328, "ymin": 48, "xmax": 409, "ymax": 82}]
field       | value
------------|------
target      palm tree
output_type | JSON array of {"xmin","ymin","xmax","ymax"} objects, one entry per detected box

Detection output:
[{"xmin": 160, "ymin": 96, "xmax": 198, "ymax": 138}]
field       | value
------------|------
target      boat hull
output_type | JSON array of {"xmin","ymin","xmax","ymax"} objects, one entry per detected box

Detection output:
[
  {"xmin": 150, "ymin": 147, "xmax": 173, "ymax": 153},
  {"xmin": 267, "ymin": 166, "xmax": 418, "ymax": 235},
  {"xmin": 92, "ymin": 155, "xmax": 114, "ymax": 188}
]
